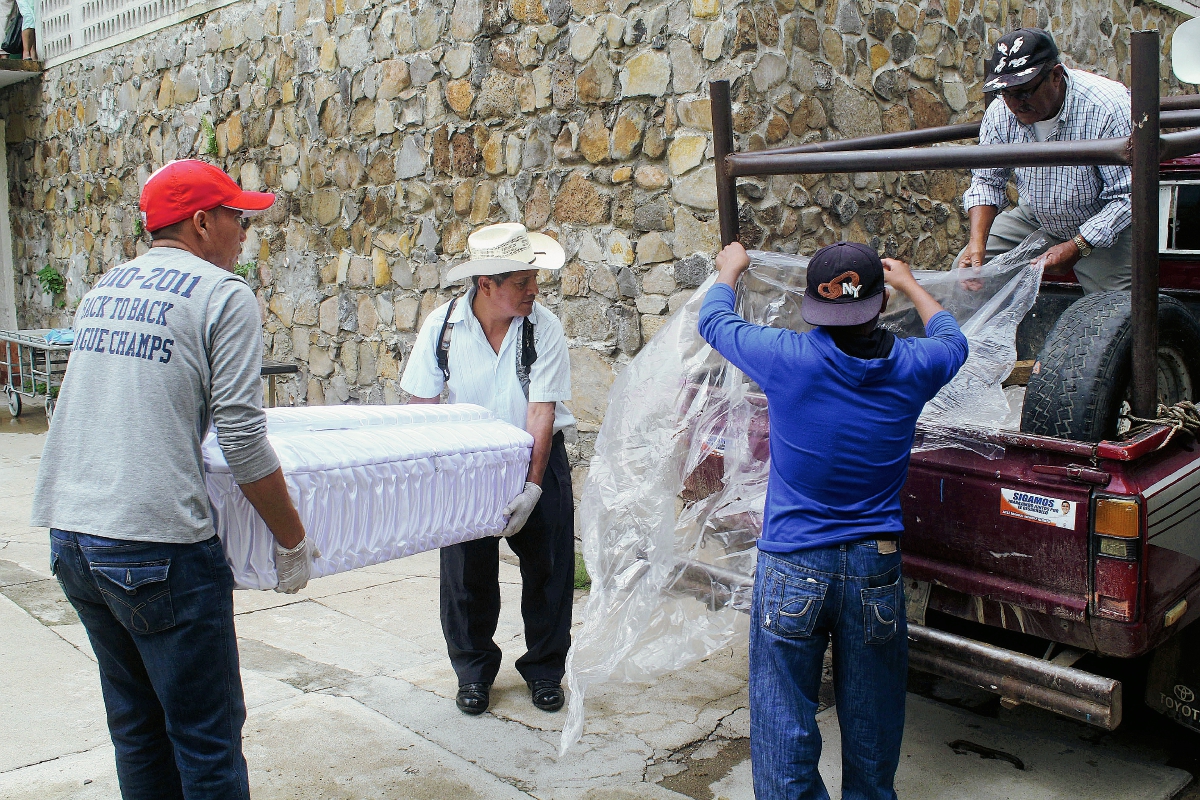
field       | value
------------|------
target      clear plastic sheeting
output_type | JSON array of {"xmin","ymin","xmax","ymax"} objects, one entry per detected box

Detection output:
[{"xmin": 560, "ymin": 236, "xmax": 1046, "ymax": 755}]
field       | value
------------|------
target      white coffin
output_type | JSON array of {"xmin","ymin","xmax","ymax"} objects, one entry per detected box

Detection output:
[{"xmin": 203, "ymin": 404, "xmax": 534, "ymax": 590}]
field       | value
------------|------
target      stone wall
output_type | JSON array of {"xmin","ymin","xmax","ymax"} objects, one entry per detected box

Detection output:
[{"xmin": 1, "ymin": 0, "xmax": 1195, "ymax": 482}]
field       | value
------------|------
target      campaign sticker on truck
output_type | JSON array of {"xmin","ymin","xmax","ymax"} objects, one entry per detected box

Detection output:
[{"xmin": 1000, "ymin": 489, "xmax": 1077, "ymax": 529}]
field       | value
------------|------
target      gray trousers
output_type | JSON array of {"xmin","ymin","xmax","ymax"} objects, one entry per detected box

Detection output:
[{"xmin": 958, "ymin": 204, "xmax": 1132, "ymax": 294}]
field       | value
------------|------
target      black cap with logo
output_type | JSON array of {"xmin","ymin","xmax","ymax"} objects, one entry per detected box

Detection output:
[
  {"xmin": 982, "ymin": 28, "xmax": 1060, "ymax": 93},
  {"xmin": 801, "ymin": 241, "xmax": 886, "ymax": 327}
]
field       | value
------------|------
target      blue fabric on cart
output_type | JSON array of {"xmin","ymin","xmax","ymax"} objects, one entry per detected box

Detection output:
[{"xmin": 43, "ymin": 328, "xmax": 74, "ymax": 344}]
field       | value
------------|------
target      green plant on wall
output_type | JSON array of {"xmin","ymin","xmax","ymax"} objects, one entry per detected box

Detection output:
[
  {"xmin": 200, "ymin": 116, "xmax": 218, "ymax": 156},
  {"xmin": 37, "ymin": 265, "xmax": 65, "ymax": 297},
  {"xmin": 133, "ymin": 216, "xmax": 144, "ymax": 238},
  {"xmin": 234, "ymin": 261, "xmax": 256, "ymax": 280}
]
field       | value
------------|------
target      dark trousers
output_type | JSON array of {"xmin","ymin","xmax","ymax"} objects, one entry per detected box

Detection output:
[
  {"xmin": 50, "ymin": 530, "xmax": 249, "ymax": 800},
  {"xmin": 440, "ymin": 432, "xmax": 575, "ymax": 685}
]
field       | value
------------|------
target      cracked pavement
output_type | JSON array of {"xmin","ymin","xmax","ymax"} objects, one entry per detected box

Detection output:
[
  {"xmin": 0, "ymin": 428, "xmax": 752, "ymax": 799},
  {"xmin": 5, "ymin": 425, "xmax": 1197, "ymax": 800}
]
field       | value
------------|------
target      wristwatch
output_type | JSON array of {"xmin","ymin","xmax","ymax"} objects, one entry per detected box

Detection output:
[{"xmin": 1072, "ymin": 233, "xmax": 1093, "ymax": 258}]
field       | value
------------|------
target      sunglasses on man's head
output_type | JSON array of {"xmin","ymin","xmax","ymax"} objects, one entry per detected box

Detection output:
[{"xmin": 1000, "ymin": 67, "xmax": 1052, "ymax": 101}]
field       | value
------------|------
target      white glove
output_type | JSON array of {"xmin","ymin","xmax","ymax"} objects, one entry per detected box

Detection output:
[
  {"xmin": 274, "ymin": 537, "xmax": 319, "ymax": 594},
  {"xmin": 499, "ymin": 482, "xmax": 542, "ymax": 537}
]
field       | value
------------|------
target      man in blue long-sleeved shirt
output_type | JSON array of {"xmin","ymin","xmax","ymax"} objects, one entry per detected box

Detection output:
[{"xmin": 698, "ymin": 240, "xmax": 968, "ymax": 800}]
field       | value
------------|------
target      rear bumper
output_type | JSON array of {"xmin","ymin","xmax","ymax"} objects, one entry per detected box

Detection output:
[
  {"xmin": 908, "ymin": 623, "xmax": 1122, "ymax": 730},
  {"xmin": 668, "ymin": 556, "xmax": 1124, "ymax": 730}
]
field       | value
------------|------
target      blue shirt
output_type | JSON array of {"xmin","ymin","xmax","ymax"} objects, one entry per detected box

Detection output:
[{"xmin": 698, "ymin": 284, "xmax": 968, "ymax": 552}]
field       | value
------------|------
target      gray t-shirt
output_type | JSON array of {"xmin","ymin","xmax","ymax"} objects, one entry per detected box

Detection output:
[{"xmin": 31, "ymin": 247, "xmax": 280, "ymax": 544}]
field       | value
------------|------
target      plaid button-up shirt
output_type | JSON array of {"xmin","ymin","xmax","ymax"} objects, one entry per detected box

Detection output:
[{"xmin": 963, "ymin": 69, "xmax": 1132, "ymax": 248}]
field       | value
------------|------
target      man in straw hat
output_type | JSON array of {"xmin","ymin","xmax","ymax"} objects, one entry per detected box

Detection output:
[
  {"xmin": 401, "ymin": 222, "xmax": 576, "ymax": 716},
  {"xmin": 33, "ymin": 160, "xmax": 313, "ymax": 799}
]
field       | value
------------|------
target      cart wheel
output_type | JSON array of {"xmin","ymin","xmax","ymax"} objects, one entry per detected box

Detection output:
[
  {"xmin": 45, "ymin": 396, "xmax": 55, "ymax": 425},
  {"xmin": 6, "ymin": 388, "xmax": 19, "ymax": 418}
]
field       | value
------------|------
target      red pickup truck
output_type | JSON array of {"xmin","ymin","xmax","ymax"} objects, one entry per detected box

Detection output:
[
  {"xmin": 698, "ymin": 41, "xmax": 1200, "ymax": 733},
  {"xmin": 897, "ymin": 153, "xmax": 1200, "ymax": 733}
]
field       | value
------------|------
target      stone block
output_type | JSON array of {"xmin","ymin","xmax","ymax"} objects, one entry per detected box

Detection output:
[
  {"xmin": 611, "ymin": 106, "xmax": 645, "ymax": 160},
  {"xmin": 589, "ymin": 263, "xmax": 619, "ymax": 299},
  {"xmin": 676, "ymin": 99, "xmax": 713, "ymax": 131},
  {"xmin": 908, "ymin": 86, "xmax": 950, "ymax": 129},
  {"xmin": 371, "ymin": 249, "xmax": 391, "ymax": 286},
  {"xmin": 641, "ymin": 313, "xmax": 669, "ymax": 341},
  {"xmin": 307, "ymin": 186, "xmax": 341, "ymax": 225},
  {"xmin": 561, "ymin": 261, "xmax": 587, "ymax": 296},
  {"xmin": 830, "ymin": 80, "xmax": 883, "ymax": 139},
  {"xmin": 607, "ymin": 231, "xmax": 634, "ymax": 266},
  {"xmin": 310, "ymin": 346, "xmax": 335, "ymax": 377},
  {"xmin": 357, "ymin": 294, "xmax": 378, "ymax": 334},
  {"xmin": 636, "ymin": 232, "xmax": 673, "ymax": 265},
  {"xmin": 636, "ymin": 294, "xmax": 668, "ymax": 314},
  {"xmin": 564, "ymin": 298, "xmax": 612, "ymax": 341},
  {"xmin": 620, "ymin": 51, "xmax": 671, "ymax": 97},
  {"xmin": 394, "ymin": 296, "xmax": 420, "ymax": 330},
  {"xmin": 668, "ymin": 134, "xmax": 707, "ymax": 176},
  {"xmin": 672, "ymin": 209, "xmax": 720, "ymax": 257},
  {"xmin": 553, "ymin": 173, "xmax": 611, "ymax": 225},
  {"xmin": 608, "ymin": 304, "xmax": 641, "ymax": 353},
  {"xmin": 579, "ymin": 111, "xmax": 611, "ymax": 164},
  {"xmin": 643, "ymin": 263, "xmax": 676, "ymax": 295},
  {"xmin": 635, "ymin": 165, "xmax": 669, "ymax": 190},
  {"xmin": 378, "ymin": 60, "xmax": 411, "ymax": 99},
  {"xmin": 674, "ymin": 253, "xmax": 711, "ymax": 288},
  {"xmin": 438, "ymin": 80, "xmax": 472, "ymax": 120},
  {"xmin": 577, "ymin": 53, "xmax": 617, "ymax": 105},
  {"xmin": 571, "ymin": 22, "xmax": 602, "ymax": 62},
  {"xmin": 671, "ymin": 166, "xmax": 718, "ymax": 211},
  {"xmin": 669, "ymin": 39, "xmax": 703, "ymax": 95},
  {"xmin": 752, "ymin": 52, "xmax": 788, "ymax": 92},
  {"xmin": 319, "ymin": 296, "xmax": 339, "ymax": 335},
  {"xmin": 569, "ymin": 347, "xmax": 614, "ymax": 426}
]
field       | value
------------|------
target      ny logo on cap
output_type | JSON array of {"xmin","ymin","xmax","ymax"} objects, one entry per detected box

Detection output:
[{"xmin": 817, "ymin": 271, "xmax": 862, "ymax": 300}]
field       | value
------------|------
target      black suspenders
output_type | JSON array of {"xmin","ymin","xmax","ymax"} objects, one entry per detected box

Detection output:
[{"xmin": 435, "ymin": 297, "xmax": 538, "ymax": 397}]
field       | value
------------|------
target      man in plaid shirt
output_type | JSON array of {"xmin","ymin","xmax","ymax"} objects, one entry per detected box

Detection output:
[{"xmin": 958, "ymin": 28, "xmax": 1132, "ymax": 294}]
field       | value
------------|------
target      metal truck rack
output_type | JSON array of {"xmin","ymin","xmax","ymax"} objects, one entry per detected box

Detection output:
[{"xmin": 673, "ymin": 30, "xmax": 1200, "ymax": 730}]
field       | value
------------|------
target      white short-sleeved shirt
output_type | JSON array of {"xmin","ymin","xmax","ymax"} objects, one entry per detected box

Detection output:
[{"xmin": 400, "ymin": 290, "xmax": 576, "ymax": 434}]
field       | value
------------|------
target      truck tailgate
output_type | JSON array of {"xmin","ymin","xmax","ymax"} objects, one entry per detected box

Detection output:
[{"xmin": 902, "ymin": 444, "xmax": 1092, "ymax": 621}]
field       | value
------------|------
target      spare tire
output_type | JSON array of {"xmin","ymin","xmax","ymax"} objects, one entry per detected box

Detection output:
[{"xmin": 1020, "ymin": 291, "xmax": 1200, "ymax": 442}]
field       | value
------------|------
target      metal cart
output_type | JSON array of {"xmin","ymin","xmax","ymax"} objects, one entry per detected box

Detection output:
[{"xmin": 1, "ymin": 329, "xmax": 73, "ymax": 424}]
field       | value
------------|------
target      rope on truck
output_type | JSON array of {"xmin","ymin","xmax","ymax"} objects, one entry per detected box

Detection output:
[{"xmin": 1121, "ymin": 400, "xmax": 1200, "ymax": 448}]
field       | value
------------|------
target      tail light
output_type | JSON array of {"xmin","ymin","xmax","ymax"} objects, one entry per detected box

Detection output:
[{"xmin": 1091, "ymin": 496, "xmax": 1142, "ymax": 622}]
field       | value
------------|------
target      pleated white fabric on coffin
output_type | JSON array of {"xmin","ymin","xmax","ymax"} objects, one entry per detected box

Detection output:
[{"xmin": 203, "ymin": 404, "xmax": 534, "ymax": 590}]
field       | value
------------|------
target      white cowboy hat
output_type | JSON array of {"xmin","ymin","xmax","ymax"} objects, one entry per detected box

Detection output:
[{"xmin": 445, "ymin": 223, "xmax": 566, "ymax": 283}]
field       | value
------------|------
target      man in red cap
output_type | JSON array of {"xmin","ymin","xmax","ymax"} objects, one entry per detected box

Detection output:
[{"xmin": 32, "ymin": 160, "xmax": 312, "ymax": 800}]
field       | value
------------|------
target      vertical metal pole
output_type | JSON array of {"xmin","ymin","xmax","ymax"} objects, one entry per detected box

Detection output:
[
  {"xmin": 1130, "ymin": 31, "xmax": 1160, "ymax": 418},
  {"xmin": 710, "ymin": 81, "xmax": 740, "ymax": 247}
]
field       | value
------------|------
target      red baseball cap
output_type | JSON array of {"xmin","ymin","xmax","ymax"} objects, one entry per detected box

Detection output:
[{"xmin": 139, "ymin": 160, "xmax": 275, "ymax": 232}]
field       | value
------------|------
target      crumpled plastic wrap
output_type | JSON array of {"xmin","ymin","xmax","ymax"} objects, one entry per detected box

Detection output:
[
  {"xmin": 560, "ymin": 235, "xmax": 1046, "ymax": 754},
  {"xmin": 204, "ymin": 404, "xmax": 532, "ymax": 589}
]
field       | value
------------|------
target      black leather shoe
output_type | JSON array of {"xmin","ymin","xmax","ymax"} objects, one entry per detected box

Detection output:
[
  {"xmin": 528, "ymin": 679, "xmax": 564, "ymax": 712},
  {"xmin": 456, "ymin": 682, "xmax": 491, "ymax": 715}
]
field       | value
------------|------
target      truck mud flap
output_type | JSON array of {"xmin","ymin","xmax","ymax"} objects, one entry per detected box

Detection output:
[
  {"xmin": 909, "ymin": 624, "xmax": 1122, "ymax": 730},
  {"xmin": 1145, "ymin": 621, "xmax": 1200, "ymax": 733}
]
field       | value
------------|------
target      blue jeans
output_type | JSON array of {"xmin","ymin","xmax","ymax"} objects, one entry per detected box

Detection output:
[
  {"xmin": 750, "ymin": 540, "xmax": 907, "ymax": 800},
  {"xmin": 50, "ymin": 530, "xmax": 249, "ymax": 800}
]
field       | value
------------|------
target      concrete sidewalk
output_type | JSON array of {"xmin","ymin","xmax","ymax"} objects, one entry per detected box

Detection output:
[{"xmin": 1, "ymin": 427, "xmax": 1193, "ymax": 799}]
